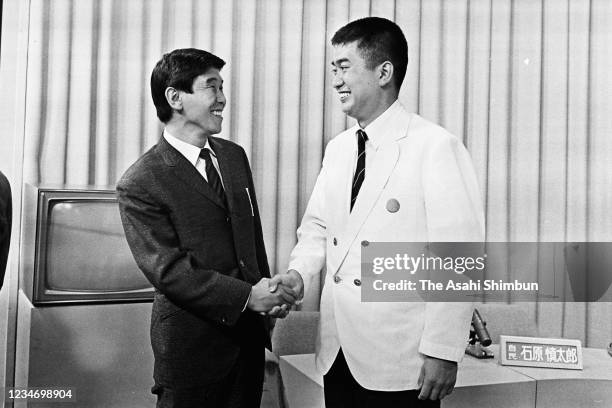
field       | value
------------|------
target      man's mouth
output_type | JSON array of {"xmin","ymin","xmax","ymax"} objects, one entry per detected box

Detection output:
[
  {"xmin": 338, "ymin": 91, "xmax": 350, "ymax": 102},
  {"xmin": 211, "ymin": 110, "xmax": 223, "ymax": 117}
]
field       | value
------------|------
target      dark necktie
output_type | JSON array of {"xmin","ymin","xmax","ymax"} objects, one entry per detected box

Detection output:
[
  {"xmin": 350, "ymin": 129, "xmax": 368, "ymax": 212},
  {"xmin": 199, "ymin": 148, "xmax": 227, "ymax": 207}
]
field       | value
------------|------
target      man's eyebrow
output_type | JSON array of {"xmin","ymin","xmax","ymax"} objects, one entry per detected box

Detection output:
[{"xmin": 205, "ymin": 77, "xmax": 223, "ymax": 84}]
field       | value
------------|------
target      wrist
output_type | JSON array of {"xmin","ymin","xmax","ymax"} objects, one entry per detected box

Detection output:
[
  {"xmin": 287, "ymin": 269, "xmax": 304, "ymax": 304},
  {"xmin": 287, "ymin": 269, "xmax": 302, "ymax": 281},
  {"xmin": 247, "ymin": 285, "xmax": 259, "ymax": 310},
  {"xmin": 243, "ymin": 291, "xmax": 252, "ymax": 312}
]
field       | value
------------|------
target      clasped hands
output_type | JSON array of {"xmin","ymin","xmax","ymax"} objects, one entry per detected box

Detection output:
[{"xmin": 247, "ymin": 269, "xmax": 304, "ymax": 318}]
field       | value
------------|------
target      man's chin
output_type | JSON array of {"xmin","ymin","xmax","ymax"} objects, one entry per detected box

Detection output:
[{"xmin": 340, "ymin": 103, "xmax": 352, "ymax": 115}]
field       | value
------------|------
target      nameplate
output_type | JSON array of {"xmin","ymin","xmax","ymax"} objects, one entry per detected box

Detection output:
[{"xmin": 500, "ymin": 335, "xmax": 583, "ymax": 370}]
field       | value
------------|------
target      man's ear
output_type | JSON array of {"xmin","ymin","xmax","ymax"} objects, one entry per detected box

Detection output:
[
  {"xmin": 378, "ymin": 61, "xmax": 394, "ymax": 87},
  {"xmin": 165, "ymin": 87, "xmax": 182, "ymax": 110}
]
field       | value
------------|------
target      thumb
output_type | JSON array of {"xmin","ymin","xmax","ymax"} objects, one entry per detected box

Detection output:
[
  {"xmin": 417, "ymin": 363, "xmax": 425, "ymax": 389},
  {"xmin": 268, "ymin": 275, "xmax": 282, "ymax": 292}
]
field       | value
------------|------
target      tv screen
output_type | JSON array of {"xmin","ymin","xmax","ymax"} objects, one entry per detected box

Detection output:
[
  {"xmin": 45, "ymin": 200, "xmax": 150, "ymax": 291},
  {"xmin": 22, "ymin": 185, "xmax": 154, "ymax": 305}
]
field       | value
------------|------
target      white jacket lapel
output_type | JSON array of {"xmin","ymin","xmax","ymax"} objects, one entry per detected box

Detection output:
[{"xmin": 332, "ymin": 142, "xmax": 400, "ymax": 274}]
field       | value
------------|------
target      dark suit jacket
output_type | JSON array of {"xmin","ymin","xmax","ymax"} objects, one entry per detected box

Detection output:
[
  {"xmin": 117, "ymin": 136, "xmax": 270, "ymax": 387},
  {"xmin": 0, "ymin": 171, "xmax": 11, "ymax": 290}
]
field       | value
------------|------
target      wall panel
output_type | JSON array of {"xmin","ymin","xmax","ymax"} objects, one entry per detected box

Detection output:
[{"xmin": 15, "ymin": 0, "xmax": 612, "ymax": 345}]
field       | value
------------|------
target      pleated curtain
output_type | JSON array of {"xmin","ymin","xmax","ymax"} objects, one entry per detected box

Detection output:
[{"xmin": 22, "ymin": 0, "xmax": 612, "ymax": 346}]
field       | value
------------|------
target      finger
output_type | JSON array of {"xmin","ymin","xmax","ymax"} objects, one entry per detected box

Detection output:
[
  {"xmin": 268, "ymin": 275, "xmax": 283, "ymax": 292},
  {"xmin": 275, "ymin": 276, "xmax": 297, "ymax": 294},
  {"xmin": 273, "ymin": 274, "xmax": 297, "ymax": 294},
  {"xmin": 277, "ymin": 292, "xmax": 297, "ymax": 305},
  {"xmin": 268, "ymin": 305, "xmax": 282, "ymax": 316},
  {"xmin": 276, "ymin": 283, "xmax": 295, "ymax": 296},
  {"xmin": 294, "ymin": 288, "xmax": 304, "ymax": 305},
  {"xmin": 287, "ymin": 280, "xmax": 304, "ymax": 299},
  {"xmin": 286, "ymin": 285, "xmax": 301, "ymax": 299},
  {"xmin": 428, "ymin": 383, "xmax": 441, "ymax": 401},
  {"xmin": 292, "ymin": 282, "xmax": 305, "ymax": 300},
  {"xmin": 278, "ymin": 273, "xmax": 299, "ymax": 292},
  {"xmin": 441, "ymin": 375, "xmax": 456, "ymax": 399},
  {"xmin": 417, "ymin": 364, "xmax": 425, "ymax": 389},
  {"xmin": 275, "ymin": 285, "xmax": 298, "ymax": 304},
  {"xmin": 290, "ymin": 273, "xmax": 305, "ymax": 300},
  {"xmin": 275, "ymin": 304, "xmax": 290, "ymax": 319},
  {"xmin": 418, "ymin": 380, "xmax": 432, "ymax": 400}
]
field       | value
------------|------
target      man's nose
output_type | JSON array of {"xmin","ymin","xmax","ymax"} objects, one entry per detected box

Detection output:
[
  {"xmin": 217, "ymin": 89, "xmax": 226, "ymax": 104},
  {"xmin": 332, "ymin": 72, "xmax": 343, "ymax": 88}
]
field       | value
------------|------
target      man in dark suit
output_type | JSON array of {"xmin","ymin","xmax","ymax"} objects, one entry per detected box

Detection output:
[
  {"xmin": 117, "ymin": 48, "xmax": 297, "ymax": 408},
  {"xmin": 0, "ymin": 170, "xmax": 11, "ymax": 290}
]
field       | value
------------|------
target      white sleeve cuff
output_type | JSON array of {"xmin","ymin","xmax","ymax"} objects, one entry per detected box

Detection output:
[
  {"xmin": 242, "ymin": 291, "xmax": 251, "ymax": 312},
  {"xmin": 418, "ymin": 339, "xmax": 466, "ymax": 363}
]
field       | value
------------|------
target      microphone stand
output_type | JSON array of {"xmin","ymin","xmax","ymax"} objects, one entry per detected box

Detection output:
[
  {"xmin": 465, "ymin": 329, "xmax": 494, "ymax": 359},
  {"xmin": 465, "ymin": 310, "xmax": 494, "ymax": 359}
]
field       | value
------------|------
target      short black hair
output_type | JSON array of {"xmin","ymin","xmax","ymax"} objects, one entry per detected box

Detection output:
[
  {"xmin": 331, "ymin": 17, "xmax": 408, "ymax": 90},
  {"xmin": 150, "ymin": 48, "xmax": 225, "ymax": 123}
]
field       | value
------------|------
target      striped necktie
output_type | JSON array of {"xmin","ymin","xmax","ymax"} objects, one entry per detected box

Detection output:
[
  {"xmin": 350, "ymin": 129, "xmax": 368, "ymax": 212},
  {"xmin": 199, "ymin": 148, "xmax": 227, "ymax": 207}
]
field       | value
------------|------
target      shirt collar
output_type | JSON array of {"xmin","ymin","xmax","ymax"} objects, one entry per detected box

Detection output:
[
  {"xmin": 358, "ymin": 100, "xmax": 403, "ymax": 149},
  {"xmin": 163, "ymin": 130, "xmax": 215, "ymax": 166}
]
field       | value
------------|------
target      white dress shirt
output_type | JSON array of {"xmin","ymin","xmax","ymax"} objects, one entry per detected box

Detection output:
[
  {"xmin": 352, "ymin": 100, "xmax": 404, "ymax": 178},
  {"xmin": 163, "ymin": 129, "xmax": 225, "ymax": 188}
]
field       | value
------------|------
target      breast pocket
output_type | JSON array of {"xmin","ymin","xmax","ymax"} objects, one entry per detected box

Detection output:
[
  {"xmin": 244, "ymin": 188, "xmax": 255, "ymax": 217},
  {"xmin": 230, "ymin": 187, "xmax": 255, "ymax": 218}
]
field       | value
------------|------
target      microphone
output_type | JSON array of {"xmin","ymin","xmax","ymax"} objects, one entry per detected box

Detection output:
[
  {"xmin": 465, "ymin": 308, "xmax": 494, "ymax": 358},
  {"xmin": 472, "ymin": 309, "xmax": 492, "ymax": 347}
]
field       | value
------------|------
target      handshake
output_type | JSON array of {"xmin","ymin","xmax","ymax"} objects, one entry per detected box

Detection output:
[{"xmin": 247, "ymin": 270, "xmax": 304, "ymax": 318}]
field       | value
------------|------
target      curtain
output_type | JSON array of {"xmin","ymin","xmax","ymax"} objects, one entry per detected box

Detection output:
[{"xmin": 21, "ymin": 0, "xmax": 612, "ymax": 346}]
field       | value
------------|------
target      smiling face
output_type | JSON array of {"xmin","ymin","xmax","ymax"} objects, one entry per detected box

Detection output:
[
  {"xmin": 179, "ymin": 68, "xmax": 226, "ymax": 138},
  {"xmin": 331, "ymin": 41, "xmax": 385, "ymax": 127}
]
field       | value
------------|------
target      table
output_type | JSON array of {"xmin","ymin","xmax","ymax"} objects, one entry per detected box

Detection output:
[
  {"xmin": 508, "ymin": 347, "xmax": 612, "ymax": 408},
  {"xmin": 279, "ymin": 346, "xmax": 612, "ymax": 408}
]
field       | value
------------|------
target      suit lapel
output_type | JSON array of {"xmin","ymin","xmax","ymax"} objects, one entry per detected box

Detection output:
[
  {"xmin": 157, "ymin": 137, "xmax": 227, "ymax": 210},
  {"xmin": 210, "ymin": 137, "xmax": 261, "ymax": 282},
  {"xmin": 209, "ymin": 137, "xmax": 237, "ymax": 215},
  {"xmin": 330, "ymin": 111, "xmax": 413, "ymax": 275},
  {"xmin": 326, "ymin": 136, "xmax": 356, "ymax": 237}
]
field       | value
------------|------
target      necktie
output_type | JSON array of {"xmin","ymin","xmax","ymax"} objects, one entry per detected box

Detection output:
[
  {"xmin": 199, "ymin": 148, "xmax": 227, "ymax": 207},
  {"xmin": 350, "ymin": 129, "xmax": 368, "ymax": 212}
]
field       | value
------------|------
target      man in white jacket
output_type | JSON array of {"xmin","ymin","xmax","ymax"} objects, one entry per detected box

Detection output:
[{"xmin": 272, "ymin": 17, "xmax": 485, "ymax": 407}]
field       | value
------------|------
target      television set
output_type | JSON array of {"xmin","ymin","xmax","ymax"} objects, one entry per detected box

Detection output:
[{"xmin": 21, "ymin": 184, "xmax": 154, "ymax": 305}]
